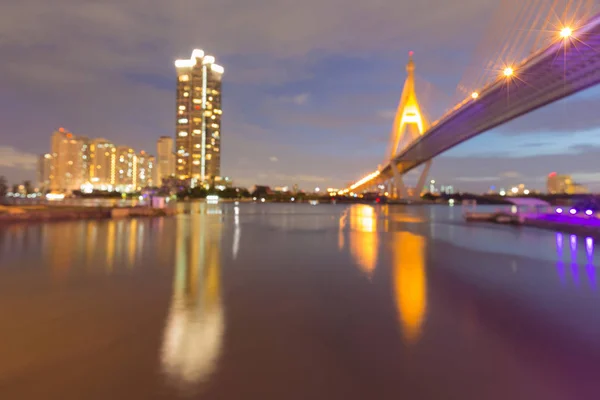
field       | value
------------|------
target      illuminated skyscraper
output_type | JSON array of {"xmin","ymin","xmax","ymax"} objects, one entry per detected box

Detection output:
[
  {"xmin": 50, "ymin": 128, "xmax": 87, "ymax": 192},
  {"xmin": 88, "ymin": 138, "xmax": 115, "ymax": 190},
  {"xmin": 547, "ymin": 172, "xmax": 588, "ymax": 194},
  {"xmin": 174, "ymin": 49, "xmax": 223, "ymax": 185},
  {"xmin": 114, "ymin": 146, "xmax": 135, "ymax": 192},
  {"xmin": 156, "ymin": 136, "xmax": 175, "ymax": 185},
  {"xmin": 136, "ymin": 152, "xmax": 154, "ymax": 189}
]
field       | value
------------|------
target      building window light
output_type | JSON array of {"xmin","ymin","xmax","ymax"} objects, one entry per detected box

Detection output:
[
  {"xmin": 193, "ymin": 99, "xmax": 201, "ymax": 104},
  {"xmin": 183, "ymin": 92, "xmax": 189, "ymax": 97},
  {"xmin": 193, "ymin": 129, "xmax": 201, "ymax": 134},
  {"xmin": 211, "ymin": 123, "xmax": 219, "ymax": 128},
  {"xmin": 195, "ymin": 144, "xmax": 201, "ymax": 148},
  {"xmin": 193, "ymin": 160, "xmax": 201, "ymax": 165},
  {"xmin": 178, "ymin": 118, "xmax": 188, "ymax": 124},
  {"xmin": 211, "ymin": 115, "xmax": 216, "ymax": 120},
  {"xmin": 178, "ymin": 131, "xmax": 188, "ymax": 137},
  {"xmin": 179, "ymin": 75, "xmax": 189, "ymax": 82},
  {"xmin": 204, "ymin": 111, "xmax": 212, "ymax": 117},
  {"xmin": 178, "ymin": 159, "xmax": 183, "ymax": 163},
  {"xmin": 207, "ymin": 154, "xmax": 212, "ymax": 160},
  {"xmin": 178, "ymin": 105, "xmax": 186, "ymax": 110}
]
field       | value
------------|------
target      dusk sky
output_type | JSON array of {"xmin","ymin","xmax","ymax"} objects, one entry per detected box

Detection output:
[{"xmin": 1, "ymin": 0, "xmax": 599, "ymax": 192}]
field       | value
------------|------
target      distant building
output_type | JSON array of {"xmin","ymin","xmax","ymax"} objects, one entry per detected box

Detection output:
[
  {"xmin": 88, "ymin": 138, "xmax": 115, "ymax": 190},
  {"xmin": 113, "ymin": 146, "xmax": 135, "ymax": 192},
  {"xmin": 547, "ymin": 172, "xmax": 588, "ymax": 194},
  {"xmin": 174, "ymin": 49, "xmax": 224, "ymax": 185},
  {"xmin": 136, "ymin": 152, "xmax": 154, "ymax": 190},
  {"xmin": 156, "ymin": 136, "xmax": 175, "ymax": 185},
  {"xmin": 37, "ymin": 153, "xmax": 53, "ymax": 191},
  {"xmin": 50, "ymin": 128, "xmax": 87, "ymax": 192}
]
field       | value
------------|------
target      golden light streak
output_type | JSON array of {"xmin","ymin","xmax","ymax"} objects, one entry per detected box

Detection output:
[
  {"xmin": 393, "ymin": 232, "xmax": 427, "ymax": 344},
  {"xmin": 348, "ymin": 205, "xmax": 378, "ymax": 275}
]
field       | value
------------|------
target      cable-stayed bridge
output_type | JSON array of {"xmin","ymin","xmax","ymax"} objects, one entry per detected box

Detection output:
[{"xmin": 344, "ymin": 6, "xmax": 600, "ymax": 199}]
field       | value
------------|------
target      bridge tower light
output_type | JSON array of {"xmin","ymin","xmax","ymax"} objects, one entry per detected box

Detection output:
[{"xmin": 471, "ymin": 92, "xmax": 479, "ymax": 99}]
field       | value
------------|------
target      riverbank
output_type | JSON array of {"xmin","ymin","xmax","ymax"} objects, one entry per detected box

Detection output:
[{"xmin": 0, "ymin": 205, "xmax": 177, "ymax": 224}]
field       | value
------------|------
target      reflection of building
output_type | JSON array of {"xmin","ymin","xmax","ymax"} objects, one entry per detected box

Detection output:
[
  {"xmin": 175, "ymin": 49, "xmax": 224, "ymax": 185},
  {"xmin": 37, "ymin": 153, "xmax": 53, "ymax": 191},
  {"xmin": 157, "ymin": 136, "xmax": 175, "ymax": 185},
  {"xmin": 161, "ymin": 208, "xmax": 224, "ymax": 385},
  {"xmin": 50, "ymin": 128, "xmax": 87, "ymax": 192},
  {"xmin": 547, "ymin": 172, "xmax": 588, "ymax": 194},
  {"xmin": 347, "ymin": 205, "xmax": 378, "ymax": 275},
  {"xmin": 393, "ymin": 232, "xmax": 427, "ymax": 344}
]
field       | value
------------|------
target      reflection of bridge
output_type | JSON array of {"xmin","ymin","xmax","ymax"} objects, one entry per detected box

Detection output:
[{"xmin": 344, "ymin": 11, "xmax": 600, "ymax": 199}]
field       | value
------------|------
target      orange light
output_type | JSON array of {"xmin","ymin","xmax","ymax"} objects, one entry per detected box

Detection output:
[
  {"xmin": 560, "ymin": 27, "xmax": 573, "ymax": 39},
  {"xmin": 471, "ymin": 92, "xmax": 479, "ymax": 99},
  {"xmin": 503, "ymin": 67, "xmax": 514, "ymax": 77}
]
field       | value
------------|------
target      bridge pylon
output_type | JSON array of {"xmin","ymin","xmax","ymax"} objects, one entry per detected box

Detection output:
[{"xmin": 387, "ymin": 52, "xmax": 431, "ymax": 200}]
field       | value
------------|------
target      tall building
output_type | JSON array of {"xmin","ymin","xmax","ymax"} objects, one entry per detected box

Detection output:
[
  {"xmin": 174, "ymin": 49, "xmax": 223, "ymax": 185},
  {"xmin": 136, "ymin": 151, "xmax": 154, "ymax": 189},
  {"xmin": 156, "ymin": 136, "xmax": 175, "ymax": 185},
  {"xmin": 50, "ymin": 128, "xmax": 87, "ymax": 192},
  {"xmin": 547, "ymin": 172, "xmax": 570, "ymax": 194},
  {"xmin": 547, "ymin": 172, "xmax": 588, "ymax": 194},
  {"xmin": 88, "ymin": 138, "xmax": 115, "ymax": 190},
  {"xmin": 114, "ymin": 146, "xmax": 136, "ymax": 192},
  {"xmin": 37, "ymin": 153, "xmax": 53, "ymax": 191}
]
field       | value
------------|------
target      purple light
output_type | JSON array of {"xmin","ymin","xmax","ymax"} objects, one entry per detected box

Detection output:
[
  {"xmin": 586, "ymin": 210, "xmax": 593, "ymax": 216},
  {"xmin": 556, "ymin": 207, "xmax": 563, "ymax": 214},
  {"xmin": 570, "ymin": 208, "xmax": 577, "ymax": 215}
]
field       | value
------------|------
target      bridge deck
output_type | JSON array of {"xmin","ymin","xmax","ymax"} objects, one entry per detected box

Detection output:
[{"xmin": 367, "ymin": 13, "xmax": 600, "ymax": 188}]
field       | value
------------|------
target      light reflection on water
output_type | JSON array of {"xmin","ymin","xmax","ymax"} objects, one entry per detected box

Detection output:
[
  {"xmin": 555, "ymin": 232, "xmax": 597, "ymax": 290},
  {"xmin": 347, "ymin": 205, "xmax": 378, "ymax": 276},
  {"xmin": 1, "ymin": 204, "xmax": 600, "ymax": 397},
  {"xmin": 161, "ymin": 208, "xmax": 224, "ymax": 390},
  {"xmin": 392, "ymin": 231, "xmax": 427, "ymax": 344}
]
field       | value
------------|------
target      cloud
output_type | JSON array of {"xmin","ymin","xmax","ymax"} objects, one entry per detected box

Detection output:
[
  {"xmin": 0, "ymin": 147, "xmax": 38, "ymax": 171},
  {"xmin": 429, "ymin": 143, "xmax": 600, "ymax": 192},
  {"xmin": 377, "ymin": 109, "xmax": 396, "ymax": 120},
  {"xmin": 280, "ymin": 93, "xmax": 309, "ymax": 105},
  {"xmin": 453, "ymin": 176, "xmax": 500, "ymax": 182},
  {"xmin": 497, "ymin": 91, "xmax": 600, "ymax": 136},
  {"xmin": 500, "ymin": 171, "xmax": 521, "ymax": 178}
]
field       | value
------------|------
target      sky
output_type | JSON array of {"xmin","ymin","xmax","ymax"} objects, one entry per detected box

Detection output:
[{"xmin": 1, "ymin": 0, "xmax": 599, "ymax": 192}]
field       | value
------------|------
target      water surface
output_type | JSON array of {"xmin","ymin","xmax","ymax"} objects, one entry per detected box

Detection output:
[{"xmin": 0, "ymin": 204, "xmax": 599, "ymax": 399}]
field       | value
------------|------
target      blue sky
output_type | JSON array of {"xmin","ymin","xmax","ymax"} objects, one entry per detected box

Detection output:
[{"xmin": 0, "ymin": 0, "xmax": 599, "ymax": 192}]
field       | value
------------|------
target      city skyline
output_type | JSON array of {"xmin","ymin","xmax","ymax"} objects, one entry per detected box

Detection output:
[{"xmin": 1, "ymin": 0, "xmax": 600, "ymax": 192}]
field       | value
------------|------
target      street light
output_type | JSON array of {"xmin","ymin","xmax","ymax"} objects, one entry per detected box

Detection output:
[
  {"xmin": 560, "ymin": 27, "xmax": 573, "ymax": 39},
  {"xmin": 503, "ymin": 67, "xmax": 514, "ymax": 77},
  {"xmin": 471, "ymin": 92, "xmax": 479, "ymax": 99}
]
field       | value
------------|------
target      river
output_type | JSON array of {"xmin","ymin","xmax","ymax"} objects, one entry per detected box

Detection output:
[{"xmin": 0, "ymin": 203, "xmax": 598, "ymax": 399}]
